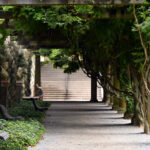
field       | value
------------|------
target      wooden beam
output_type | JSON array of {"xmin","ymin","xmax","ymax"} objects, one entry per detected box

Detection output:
[
  {"xmin": 0, "ymin": 7, "xmax": 133, "ymax": 20},
  {"xmin": 12, "ymin": 31, "xmax": 69, "ymax": 49},
  {"xmin": 18, "ymin": 40, "xmax": 69, "ymax": 49},
  {"xmin": 0, "ymin": 0, "xmax": 145, "ymax": 6},
  {"xmin": 97, "ymin": 7, "xmax": 133, "ymax": 19}
]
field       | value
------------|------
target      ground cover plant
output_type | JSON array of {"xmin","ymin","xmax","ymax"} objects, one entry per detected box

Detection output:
[{"xmin": 0, "ymin": 100, "xmax": 50, "ymax": 150}]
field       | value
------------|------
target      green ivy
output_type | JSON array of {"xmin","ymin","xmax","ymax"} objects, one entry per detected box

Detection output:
[{"xmin": 0, "ymin": 100, "xmax": 50, "ymax": 150}]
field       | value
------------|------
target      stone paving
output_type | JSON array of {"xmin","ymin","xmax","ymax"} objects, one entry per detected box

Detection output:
[{"xmin": 28, "ymin": 102, "xmax": 150, "ymax": 150}]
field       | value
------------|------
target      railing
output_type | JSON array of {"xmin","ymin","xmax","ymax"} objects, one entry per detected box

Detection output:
[{"xmin": 65, "ymin": 74, "xmax": 69, "ymax": 99}]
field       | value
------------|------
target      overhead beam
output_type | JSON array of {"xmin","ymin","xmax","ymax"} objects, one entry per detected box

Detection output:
[
  {"xmin": 96, "ymin": 7, "xmax": 133, "ymax": 19},
  {"xmin": 0, "ymin": 0, "xmax": 146, "ymax": 6},
  {"xmin": 0, "ymin": 7, "xmax": 133, "ymax": 20},
  {"xmin": 11, "ymin": 34, "xmax": 69, "ymax": 49},
  {"xmin": 25, "ymin": 40, "xmax": 69, "ymax": 49},
  {"xmin": 16, "ymin": 40, "xmax": 69, "ymax": 49}
]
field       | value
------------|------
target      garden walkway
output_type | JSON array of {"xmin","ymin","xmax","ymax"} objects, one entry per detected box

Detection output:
[{"xmin": 29, "ymin": 102, "xmax": 150, "ymax": 150}]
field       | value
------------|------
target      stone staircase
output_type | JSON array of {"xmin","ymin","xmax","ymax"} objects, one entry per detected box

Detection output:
[{"xmin": 41, "ymin": 64, "xmax": 102, "ymax": 101}]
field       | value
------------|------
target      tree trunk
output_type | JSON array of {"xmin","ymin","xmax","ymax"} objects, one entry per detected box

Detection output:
[
  {"xmin": 102, "ymin": 88, "xmax": 107, "ymax": 103},
  {"xmin": 90, "ymin": 73, "xmax": 98, "ymax": 102},
  {"xmin": 130, "ymin": 70, "xmax": 144, "ymax": 126},
  {"xmin": 146, "ymin": 95, "xmax": 150, "ymax": 134},
  {"xmin": 131, "ymin": 91, "xmax": 144, "ymax": 126},
  {"xmin": 103, "ymin": 85, "xmax": 110, "ymax": 104},
  {"xmin": 103, "ymin": 65, "xmax": 111, "ymax": 104},
  {"xmin": 109, "ymin": 75, "xmax": 114, "ymax": 106},
  {"xmin": 141, "ymin": 86, "xmax": 150, "ymax": 134}
]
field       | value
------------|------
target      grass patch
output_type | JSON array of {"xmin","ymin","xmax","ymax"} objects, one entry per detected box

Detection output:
[{"xmin": 0, "ymin": 100, "xmax": 50, "ymax": 150}]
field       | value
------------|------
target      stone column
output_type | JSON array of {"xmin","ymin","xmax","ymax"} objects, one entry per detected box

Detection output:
[
  {"xmin": 0, "ymin": 67, "xmax": 2, "ymax": 104},
  {"xmin": 112, "ymin": 75, "xmax": 120, "ymax": 110},
  {"xmin": 146, "ymin": 96, "xmax": 150, "ymax": 133},
  {"xmin": 34, "ymin": 55, "xmax": 41, "ymax": 95},
  {"xmin": 16, "ymin": 81, "xmax": 23, "ymax": 104},
  {"xmin": 119, "ymin": 98, "xmax": 126, "ymax": 113},
  {"xmin": 0, "ymin": 81, "xmax": 9, "ymax": 107}
]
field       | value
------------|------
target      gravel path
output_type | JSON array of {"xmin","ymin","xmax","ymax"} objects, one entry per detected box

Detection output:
[{"xmin": 28, "ymin": 102, "xmax": 150, "ymax": 150}]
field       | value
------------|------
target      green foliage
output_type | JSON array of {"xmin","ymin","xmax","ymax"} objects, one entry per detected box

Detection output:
[
  {"xmin": 0, "ymin": 100, "xmax": 50, "ymax": 150},
  {"xmin": 1, "ymin": 5, "xmax": 145, "ymax": 117},
  {"xmin": 8, "ymin": 100, "xmax": 50, "ymax": 121},
  {"xmin": 39, "ymin": 49, "xmax": 51, "ymax": 56},
  {"xmin": 3, "ymin": 6, "xmax": 92, "ymax": 38},
  {"xmin": 0, "ymin": 120, "xmax": 44, "ymax": 150},
  {"xmin": 0, "ymin": 28, "xmax": 9, "ymax": 45},
  {"xmin": 135, "ymin": 6, "xmax": 150, "ymax": 42},
  {"xmin": 74, "ymin": 5, "xmax": 94, "ymax": 15},
  {"xmin": 131, "ymin": 6, "xmax": 150, "ymax": 74},
  {"xmin": 121, "ymin": 88, "xmax": 134, "ymax": 114},
  {"xmin": 2, "ymin": 6, "xmax": 14, "ymax": 11},
  {"xmin": 48, "ymin": 49, "xmax": 79, "ymax": 74},
  {"xmin": 126, "ymin": 96, "xmax": 134, "ymax": 114}
]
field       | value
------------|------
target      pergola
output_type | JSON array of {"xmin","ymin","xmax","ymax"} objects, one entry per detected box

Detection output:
[
  {"xmin": 0, "ymin": 0, "xmax": 144, "ymax": 102},
  {"xmin": 0, "ymin": 0, "xmax": 145, "ymax": 5}
]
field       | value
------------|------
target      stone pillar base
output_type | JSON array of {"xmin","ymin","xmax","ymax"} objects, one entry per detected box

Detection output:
[{"xmin": 0, "ymin": 81, "xmax": 9, "ymax": 107}]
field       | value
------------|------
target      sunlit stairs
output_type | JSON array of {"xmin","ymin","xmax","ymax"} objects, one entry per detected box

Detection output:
[{"xmin": 41, "ymin": 64, "xmax": 102, "ymax": 101}]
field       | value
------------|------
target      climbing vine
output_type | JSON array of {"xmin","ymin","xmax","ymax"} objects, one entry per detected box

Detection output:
[{"xmin": 1, "ymin": 5, "xmax": 150, "ymax": 133}]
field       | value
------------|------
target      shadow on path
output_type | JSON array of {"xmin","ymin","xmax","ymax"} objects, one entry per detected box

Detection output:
[{"xmin": 28, "ymin": 102, "xmax": 150, "ymax": 150}]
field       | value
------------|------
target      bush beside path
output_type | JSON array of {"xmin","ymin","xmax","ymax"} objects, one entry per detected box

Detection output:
[{"xmin": 0, "ymin": 100, "xmax": 50, "ymax": 150}]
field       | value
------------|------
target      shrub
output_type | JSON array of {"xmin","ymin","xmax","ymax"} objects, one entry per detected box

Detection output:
[{"xmin": 0, "ymin": 100, "xmax": 50, "ymax": 150}]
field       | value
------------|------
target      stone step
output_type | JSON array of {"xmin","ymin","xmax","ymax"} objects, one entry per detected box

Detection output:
[
  {"xmin": 44, "ymin": 96, "xmax": 91, "ymax": 98},
  {"xmin": 43, "ymin": 93, "xmax": 92, "ymax": 95},
  {"xmin": 44, "ymin": 94, "xmax": 91, "ymax": 96},
  {"xmin": 43, "ymin": 91, "xmax": 91, "ymax": 92},
  {"xmin": 43, "ymin": 95, "xmax": 91, "ymax": 97},
  {"xmin": 43, "ymin": 97, "xmax": 91, "ymax": 99},
  {"xmin": 41, "ymin": 64, "xmax": 102, "ymax": 101}
]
